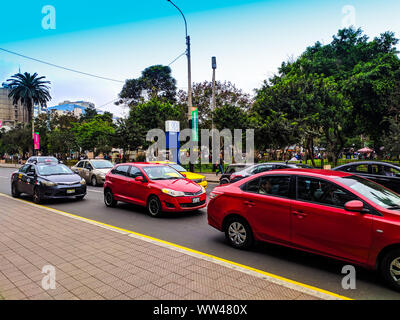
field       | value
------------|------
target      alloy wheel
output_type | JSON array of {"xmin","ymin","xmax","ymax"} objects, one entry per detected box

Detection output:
[
  {"xmin": 389, "ymin": 257, "xmax": 400, "ymax": 284},
  {"xmin": 228, "ymin": 222, "xmax": 247, "ymax": 245}
]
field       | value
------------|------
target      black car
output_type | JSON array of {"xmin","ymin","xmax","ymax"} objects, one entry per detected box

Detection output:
[
  {"xmin": 228, "ymin": 162, "xmax": 312, "ymax": 183},
  {"xmin": 219, "ymin": 163, "xmax": 253, "ymax": 185},
  {"xmin": 333, "ymin": 161, "xmax": 400, "ymax": 193},
  {"xmin": 11, "ymin": 163, "xmax": 87, "ymax": 204},
  {"xmin": 26, "ymin": 156, "xmax": 59, "ymax": 164}
]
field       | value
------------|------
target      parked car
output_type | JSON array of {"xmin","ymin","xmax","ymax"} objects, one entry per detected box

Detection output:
[
  {"xmin": 72, "ymin": 159, "xmax": 114, "ymax": 186},
  {"xmin": 229, "ymin": 162, "xmax": 312, "ymax": 183},
  {"xmin": 26, "ymin": 156, "xmax": 59, "ymax": 164},
  {"xmin": 219, "ymin": 163, "xmax": 253, "ymax": 185},
  {"xmin": 104, "ymin": 163, "xmax": 206, "ymax": 217},
  {"xmin": 11, "ymin": 162, "xmax": 86, "ymax": 204},
  {"xmin": 208, "ymin": 168, "xmax": 400, "ymax": 291},
  {"xmin": 333, "ymin": 161, "xmax": 400, "ymax": 194},
  {"xmin": 148, "ymin": 161, "xmax": 207, "ymax": 188}
]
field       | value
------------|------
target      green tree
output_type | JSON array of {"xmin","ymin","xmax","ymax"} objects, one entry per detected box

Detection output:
[
  {"xmin": 5, "ymin": 72, "xmax": 51, "ymax": 151},
  {"xmin": 118, "ymin": 65, "xmax": 177, "ymax": 105}
]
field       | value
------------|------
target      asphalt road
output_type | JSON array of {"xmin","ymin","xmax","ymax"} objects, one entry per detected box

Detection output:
[{"xmin": 0, "ymin": 167, "xmax": 399, "ymax": 300}]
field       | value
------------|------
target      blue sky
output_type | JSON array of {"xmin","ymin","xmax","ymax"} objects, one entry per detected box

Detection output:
[{"xmin": 1, "ymin": 0, "xmax": 400, "ymax": 117}]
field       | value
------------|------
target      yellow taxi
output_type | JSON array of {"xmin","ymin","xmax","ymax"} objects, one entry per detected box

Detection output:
[{"xmin": 149, "ymin": 161, "xmax": 207, "ymax": 188}]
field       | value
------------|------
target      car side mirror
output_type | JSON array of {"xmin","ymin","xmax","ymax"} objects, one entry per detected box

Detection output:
[
  {"xmin": 345, "ymin": 200, "xmax": 364, "ymax": 213},
  {"xmin": 181, "ymin": 172, "xmax": 187, "ymax": 178},
  {"xmin": 135, "ymin": 176, "xmax": 144, "ymax": 182}
]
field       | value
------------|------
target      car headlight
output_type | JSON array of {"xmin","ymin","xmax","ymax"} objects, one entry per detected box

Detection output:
[
  {"xmin": 80, "ymin": 178, "xmax": 86, "ymax": 185},
  {"xmin": 42, "ymin": 181, "xmax": 57, "ymax": 187},
  {"xmin": 200, "ymin": 186, "xmax": 206, "ymax": 193},
  {"xmin": 162, "ymin": 188, "xmax": 185, "ymax": 197}
]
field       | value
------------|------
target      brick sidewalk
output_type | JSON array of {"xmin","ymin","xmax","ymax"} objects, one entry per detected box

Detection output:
[{"xmin": 0, "ymin": 194, "xmax": 333, "ymax": 300}]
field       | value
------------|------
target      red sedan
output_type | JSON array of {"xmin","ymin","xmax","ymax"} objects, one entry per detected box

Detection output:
[
  {"xmin": 208, "ymin": 169, "xmax": 400, "ymax": 291},
  {"xmin": 104, "ymin": 163, "xmax": 206, "ymax": 217}
]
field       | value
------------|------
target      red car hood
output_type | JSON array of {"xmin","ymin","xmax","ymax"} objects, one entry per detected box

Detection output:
[{"xmin": 153, "ymin": 178, "xmax": 202, "ymax": 193}]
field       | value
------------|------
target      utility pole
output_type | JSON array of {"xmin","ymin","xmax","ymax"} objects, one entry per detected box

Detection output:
[
  {"xmin": 167, "ymin": 0, "xmax": 194, "ymax": 172},
  {"xmin": 211, "ymin": 57, "xmax": 217, "ymax": 171}
]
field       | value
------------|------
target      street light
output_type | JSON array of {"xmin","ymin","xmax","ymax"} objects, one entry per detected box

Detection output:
[{"xmin": 167, "ymin": 0, "xmax": 194, "ymax": 171}]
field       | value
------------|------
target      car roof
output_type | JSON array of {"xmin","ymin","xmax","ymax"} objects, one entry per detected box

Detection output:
[
  {"xmin": 334, "ymin": 161, "xmax": 400, "ymax": 169},
  {"xmin": 255, "ymin": 168, "xmax": 352, "ymax": 178},
  {"xmin": 118, "ymin": 162, "xmax": 167, "ymax": 167}
]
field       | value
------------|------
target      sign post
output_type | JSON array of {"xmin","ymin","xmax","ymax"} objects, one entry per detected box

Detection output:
[
  {"xmin": 192, "ymin": 107, "xmax": 198, "ymax": 142},
  {"xmin": 165, "ymin": 121, "xmax": 180, "ymax": 164},
  {"xmin": 34, "ymin": 132, "xmax": 40, "ymax": 151}
]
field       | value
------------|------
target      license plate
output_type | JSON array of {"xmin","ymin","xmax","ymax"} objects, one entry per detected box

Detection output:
[
  {"xmin": 66, "ymin": 189, "xmax": 75, "ymax": 194},
  {"xmin": 192, "ymin": 197, "xmax": 200, "ymax": 204}
]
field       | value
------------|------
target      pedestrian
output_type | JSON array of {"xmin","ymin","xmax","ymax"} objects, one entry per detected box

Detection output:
[{"xmin": 216, "ymin": 153, "xmax": 224, "ymax": 176}]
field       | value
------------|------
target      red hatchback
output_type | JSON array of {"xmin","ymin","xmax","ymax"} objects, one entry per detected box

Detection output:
[
  {"xmin": 208, "ymin": 169, "xmax": 400, "ymax": 291},
  {"xmin": 104, "ymin": 163, "xmax": 206, "ymax": 217}
]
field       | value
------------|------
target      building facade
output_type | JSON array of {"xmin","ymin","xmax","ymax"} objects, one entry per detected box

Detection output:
[{"xmin": 0, "ymin": 87, "xmax": 28, "ymax": 129}]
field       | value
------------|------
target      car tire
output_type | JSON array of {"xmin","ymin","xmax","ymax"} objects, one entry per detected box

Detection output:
[
  {"xmin": 11, "ymin": 183, "xmax": 20, "ymax": 198},
  {"xmin": 225, "ymin": 217, "xmax": 254, "ymax": 250},
  {"xmin": 33, "ymin": 187, "xmax": 42, "ymax": 204},
  {"xmin": 380, "ymin": 249, "xmax": 400, "ymax": 292},
  {"xmin": 147, "ymin": 195, "xmax": 163, "ymax": 218},
  {"xmin": 104, "ymin": 189, "xmax": 117, "ymax": 207},
  {"xmin": 91, "ymin": 176, "xmax": 97, "ymax": 187},
  {"xmin": 220, "ymin": 178, "xmax": 229, "ymax": 185}
]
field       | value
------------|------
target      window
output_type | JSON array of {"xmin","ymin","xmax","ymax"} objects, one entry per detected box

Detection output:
[
  {"xmin": 27, "ymin": 165, "xmax": 36, "ymax": 175},
  {"xmin": 242, "ymin": 177, "xmax": 261, "ymax": 193},
  {"xmin": 259, "ymin": 176, "xmax": 290, "ymax": 198},
  {"xmin": 129, "ymin": 166, "xmax": 142, "ymax": 178},
  {"xmin": 85, "ymin": 162, "xmax": 93, "ymax": 170},
  {"xmin": 297, "ymin": 177, "xmax": 357, "ymax": 208},
  {"xmin": 113, "ymin": 165, "xmax": 130, "ymax": 177},
  {"xmin": 76, "ymin": 161, "xmax": 84, "ymax": 168},
  {"xmin": 252, "ymin": 164, "xmax": 273, "ymax": 174},
  {"xmin": 374, "ymin": 165, "xmax": 400, "ymax": 177},
  {"xmin": 242, "ymin": 176, "xmax": 290, "ymax": 198},
  {"xmin": 355, "ymin": 164, "xmax": 368, "ymax": 173},
  {"xmin": 19, "ymin": 164, "xmax": 30, "ymax": 173}
]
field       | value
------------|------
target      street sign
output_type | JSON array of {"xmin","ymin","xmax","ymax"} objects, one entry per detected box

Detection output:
[
  {"xmin": 34, "ymin": 132, "xmax": 40, "ymax": 150},
  {"xmin": 192, "ymin": 107, "xmax": 198, "ymax": 142}
]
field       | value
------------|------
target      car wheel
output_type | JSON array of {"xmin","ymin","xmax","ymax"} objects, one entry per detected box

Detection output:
[
  {"xmin": 147, "ymin": 195, "xmax": 162, "ymax": 217},
  {"xmin": 91, "ymin": 176, "xmax": 97, "ymax": 187},
  {"xmin": 220, "ymin": 178, "xmax": 229, "ymax": 185},
  {"xmin": 11, "ymin": 183, "xmax": 20, "ymax": 198},
  {"xmin": 380, "ymin": 249, "xmax": 400, "ymax": 292},
  {"xmin": 104, "ymin": 189, "xmax": 117, "ymax": 207},
  {"xmin": 33, "ymin": 187, "xmax": 42, "ymax": 204},
  {"xmin": 225, "ymin": 217, "xmax": 253, "ymax": 250}
]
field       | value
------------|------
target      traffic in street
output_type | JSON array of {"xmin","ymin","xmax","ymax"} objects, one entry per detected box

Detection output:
[{"xmin": 1, "ymin": 165, "xmax": 399, "ymax": 300}]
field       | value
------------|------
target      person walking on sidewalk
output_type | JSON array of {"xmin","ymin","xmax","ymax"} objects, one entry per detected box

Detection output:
[{"xmin": 216, "ymin": 153, "xmax": 224, "ymax": 176}]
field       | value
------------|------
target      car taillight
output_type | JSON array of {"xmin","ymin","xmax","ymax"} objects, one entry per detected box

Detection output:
[{"xmin": 209, "ymin": 191, "xmax": 223, "ymax": 200}]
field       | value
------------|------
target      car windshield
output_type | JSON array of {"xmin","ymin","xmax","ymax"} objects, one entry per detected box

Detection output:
[
  {"xmin": 35, "ymin": 157, "xmax": 58, "ymax": 163},
  {"xmin": 91, "ymin": 160, "xmax": 113, "ymax": 169},
  {"xmin": 143, "ymin": 166, "xmax": 184, "ymax": 180},
  {"xmin": 337, "ymin": 175, "xmax": 400, "ymax": 209},
  {"xmin": 37, "ymin": 164, "xmax": 73, "ymax": 176},
  {"xmin": 169, "ymin": 164, "xmax": 186, "ymax": 172}
]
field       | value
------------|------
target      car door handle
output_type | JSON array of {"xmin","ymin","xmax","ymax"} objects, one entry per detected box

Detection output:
[
  {"xmin": 244, "ymin": 200, "xmax": 255, "ymax": 207},
  {"xmin": 292, "ymin": 210, "xmax": 308, "ymax": 218}
]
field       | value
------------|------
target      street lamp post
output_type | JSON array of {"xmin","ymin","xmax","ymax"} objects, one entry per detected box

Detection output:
[{"xmin": 167, "ymin": 0, "xmax": 194, "ymax": 171}]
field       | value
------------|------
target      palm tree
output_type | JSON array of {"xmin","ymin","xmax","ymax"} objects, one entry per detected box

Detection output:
[{"xmin": 6, "ymin": 72, "xmax": 51, "ymax": 154}]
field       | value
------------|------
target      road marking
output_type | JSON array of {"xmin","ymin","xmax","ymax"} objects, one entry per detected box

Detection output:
[
  {"xmin": 87, "ymin": 188, "xmax": 103, "ymax": 193},
  {"xmin": 0, "ymin": 192, "xmax": 352, "ymax": 300}
]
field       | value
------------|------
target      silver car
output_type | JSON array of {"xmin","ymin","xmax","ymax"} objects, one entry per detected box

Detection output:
[{"xmin": 71, "ymin": 159, "xmax": 114, "ymax": 186}]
